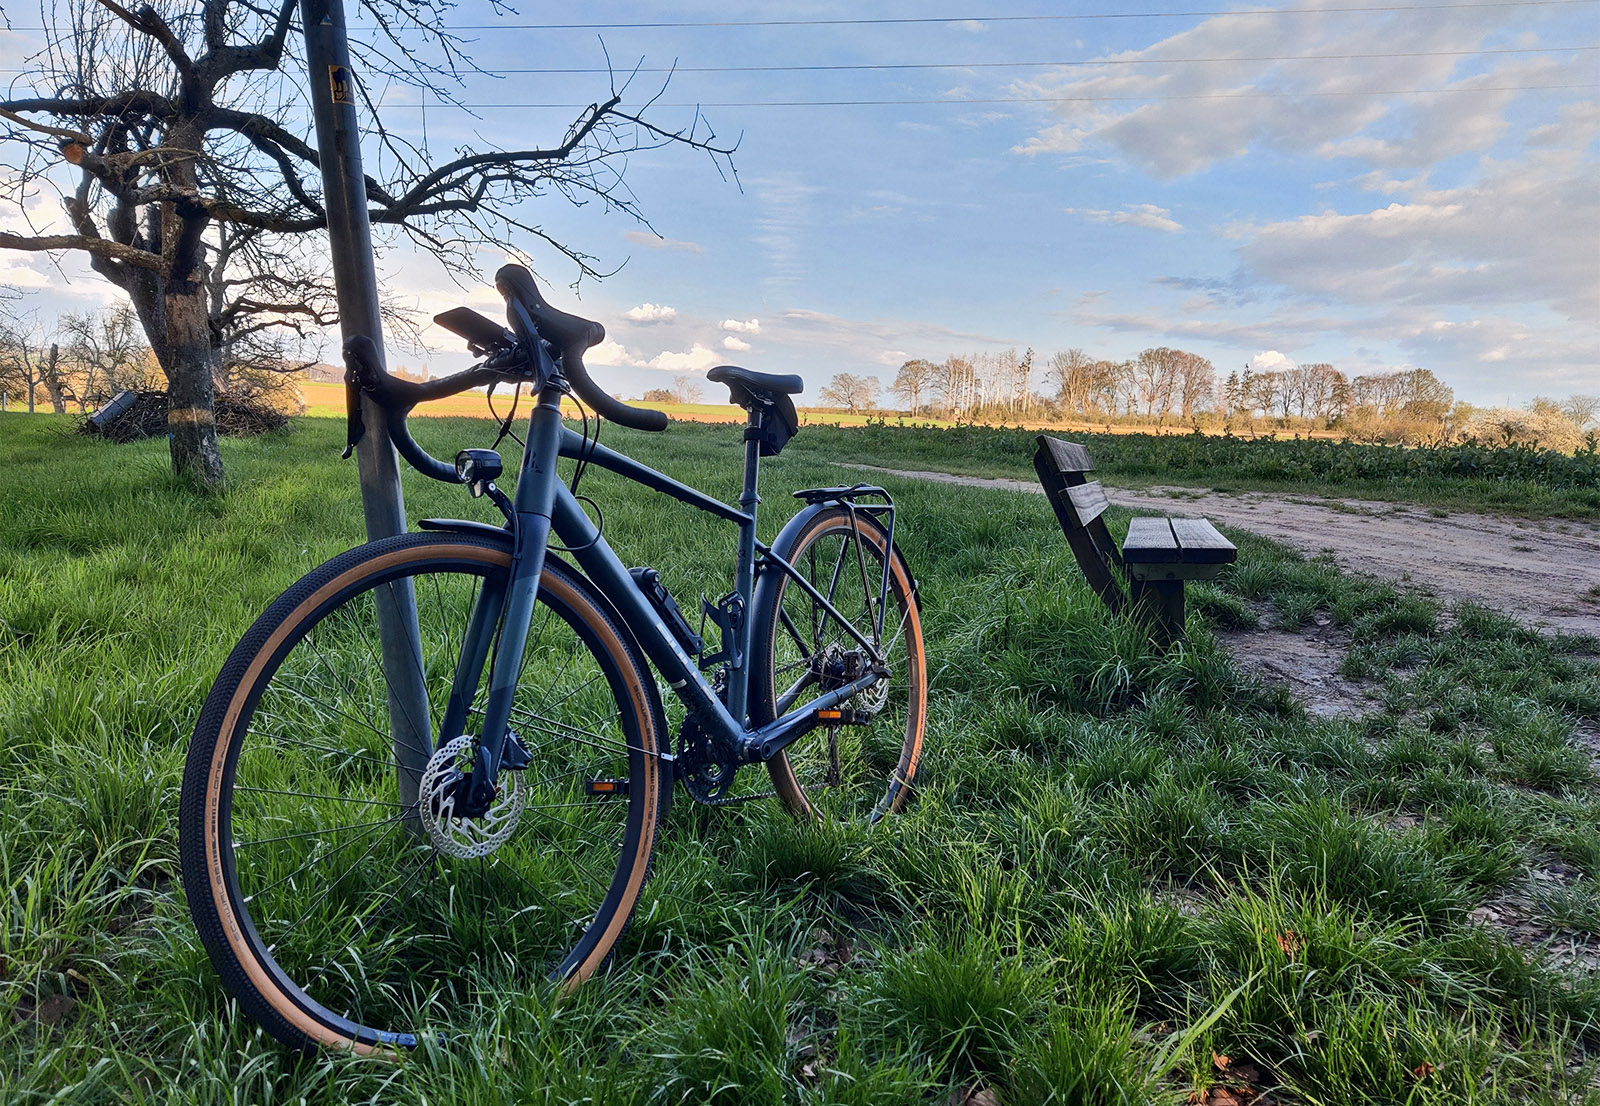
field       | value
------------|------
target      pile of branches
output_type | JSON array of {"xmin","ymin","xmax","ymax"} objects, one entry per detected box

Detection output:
[{"xmin": 80, "ymin": 391, "xmax": 289, "ymax": 443}]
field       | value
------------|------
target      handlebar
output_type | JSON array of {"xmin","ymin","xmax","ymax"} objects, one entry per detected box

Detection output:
[
  {"xmin": 342, "ymin": 263, "xmax": 668, "ymax": 484},
  {"xmin": 494, "ymin": 264, "xmax": 669, "ymax": 433}
]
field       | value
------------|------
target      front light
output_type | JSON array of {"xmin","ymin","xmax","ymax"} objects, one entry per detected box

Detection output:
[{"xmin": 454, "ymin": 449, "xmax": 503, "ymax": 495}]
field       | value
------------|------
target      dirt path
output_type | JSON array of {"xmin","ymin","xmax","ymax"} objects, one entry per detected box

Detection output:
[{"xmin": 840, "ymin": 464, "xmax": 1600, "ymax": 636}]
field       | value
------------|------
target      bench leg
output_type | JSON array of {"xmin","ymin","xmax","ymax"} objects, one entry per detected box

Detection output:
[{"xmin": 1130, "ymin": 578, "xmax": 1185, "ymax": 646}]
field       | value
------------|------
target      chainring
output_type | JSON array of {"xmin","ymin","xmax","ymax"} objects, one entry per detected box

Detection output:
[
  {"xmin": 419, "ymin": 735, "xmax": 525, "ymax": 859},
  {"xmin": 676, "ymin": 716, "xmax": 739, "ymax": 804}
]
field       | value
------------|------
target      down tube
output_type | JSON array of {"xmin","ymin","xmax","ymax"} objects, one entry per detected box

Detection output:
[{"xmin": 553, "ymin": 488, "xmax": 741, "ymax": 737}]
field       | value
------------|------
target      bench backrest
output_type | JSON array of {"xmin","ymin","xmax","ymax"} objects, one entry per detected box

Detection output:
[{"xmin": 1032, "ymin": 436, "xmax": 1125, "ymax": 612}]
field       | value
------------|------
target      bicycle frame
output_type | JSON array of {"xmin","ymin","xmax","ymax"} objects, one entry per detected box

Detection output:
[{"xmin": 438, "ymin": 375, "xmax": 891, "ymax": 788}]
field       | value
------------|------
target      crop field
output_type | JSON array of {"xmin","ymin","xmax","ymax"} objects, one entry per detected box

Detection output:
[{"xmin": 1, "ymin": 412, "xmax": 1597, "ymax": 1104}]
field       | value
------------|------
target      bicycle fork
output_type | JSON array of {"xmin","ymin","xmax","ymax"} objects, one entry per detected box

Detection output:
[{"xmin": 437, "ymin": 387, "xmax": 567, "ymax": 808}]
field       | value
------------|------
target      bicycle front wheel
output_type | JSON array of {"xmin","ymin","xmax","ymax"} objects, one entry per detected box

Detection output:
[
  {"xmin": 179, "ymin": 531, "xmax": 667, "ymax": 1053},
  {"xmin": 750, "ymin": 506, "xmax": 927, "ymax": 823}
]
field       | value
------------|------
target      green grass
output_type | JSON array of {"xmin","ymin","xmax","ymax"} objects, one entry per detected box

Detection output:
[
  {"xmin": 785, "ymin": 421, "xmax": 1600, "ymax": 518},
  {"xmin": 1, "ymin": 412, "xmax": 1598, "ymax": 1104}
]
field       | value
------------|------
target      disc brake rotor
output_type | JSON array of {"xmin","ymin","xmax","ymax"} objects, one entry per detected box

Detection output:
[{"xmin": 419, "ymin": 735, "xmax": 525, "ymax": 859}]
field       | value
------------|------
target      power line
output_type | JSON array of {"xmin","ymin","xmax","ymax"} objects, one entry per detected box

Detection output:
[
  {"xmin": 416, "ymin": 0, "xmax": 1600, "ymax": 29},
  {"xmin": 375, "ymin": 82, "xmax": 1600, "ymax": 109},
  {"xmin": 3, "ymin": 43, "xmax": 1591, "ymax": 77},
  {"xmin": 9, "ymin": 0, "xmax": 1591, "ymax": 32},
  {"xmin": 473, "ymin": 45, "xmax": 1600, "ymax": 75}
]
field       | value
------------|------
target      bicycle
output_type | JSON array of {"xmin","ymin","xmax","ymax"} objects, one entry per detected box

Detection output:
[{"xmin": 178, "ymin": 264, "xmax": 926, "ymax": 1053}]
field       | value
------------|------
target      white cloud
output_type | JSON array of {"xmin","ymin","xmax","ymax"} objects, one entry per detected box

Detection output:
[
  {"xmin": 585, "ymin": 338, "xmax": 634, "ymax": 366},
  {"xmin": 1248, "ymin": 351, "xmax": 1297, "ymax": 373},
  {"xmin": 646, "ymin": 344, "xmax": 721, "ymax": 372},
  {"xmin": 623, "ymin": 303, "xmax": 677, "ymax": 323},
  {"xmin": 1065, "ymin": 203, "xmax": 1182, "ymax": 233},
  {"xmin": 721, "ymin": 318, "xmax": 761, "ymax": 334},
  {"xmin": 623, "ymin": 230, "xmax": 705, "ymax": 254},
  {"xmin": 950, "ymin": 19, "xmax": 986, "ymax": 32},
  {"xmin": 722, "ymin": 335, "xmax": 751, "ymax": 352},
  {"xmin": 1234, "ymin": 142, "xmax": 1599, "ymax": 321},
  {"xmin": 1010, "ymin": 4, "xmax": 1582, "ymax": 177}
]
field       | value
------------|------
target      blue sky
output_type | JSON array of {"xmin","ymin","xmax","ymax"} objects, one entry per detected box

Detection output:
[{"xmin": 3, "ymin": 1, "xmax": 1596, "ymax": 406}]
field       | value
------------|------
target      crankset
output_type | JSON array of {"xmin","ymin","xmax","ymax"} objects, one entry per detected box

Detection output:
[{"xmin": 676, "ymin": 716, "xmax": 775, "ymax": 806}]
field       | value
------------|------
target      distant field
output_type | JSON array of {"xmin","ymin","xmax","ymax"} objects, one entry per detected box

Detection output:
[{"xmin": 296, "ymin": 380, "xmax": 1346, "ymax": 437}]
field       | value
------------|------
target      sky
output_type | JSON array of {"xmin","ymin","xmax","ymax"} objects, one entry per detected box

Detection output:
[{"xmin": 2, "ymin": 0, "xmax": 1597, "ymax": 407}]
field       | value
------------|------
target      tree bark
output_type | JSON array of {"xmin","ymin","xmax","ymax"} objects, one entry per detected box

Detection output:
[
  {"xmin": 42, "ymin": 343, "xmax": 66, "ymax": 413},
  {"xmin": 162, "ymin": 282, "xmax": 224, "ymax": 486}
]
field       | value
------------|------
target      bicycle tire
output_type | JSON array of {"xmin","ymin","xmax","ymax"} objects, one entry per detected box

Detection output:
[
  {"xmin": 749, "ymin": 506, "xmax": 927, "ymax": 823},
  {"xmin": 179, "ymin": 531, "xmax": 666, "ymax": 1053}
]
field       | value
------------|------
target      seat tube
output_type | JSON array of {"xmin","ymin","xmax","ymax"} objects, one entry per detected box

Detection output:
[
  {"xmin": 724, "ymin": 411, "xmax": 763, "ymax": 725},
  {"xmin": 476, "ymin": 384, "xmax": 564, "ymax": 771}
]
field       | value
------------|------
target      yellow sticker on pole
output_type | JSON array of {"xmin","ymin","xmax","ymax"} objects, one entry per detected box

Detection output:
[{"xmin": 328, "ymin": 65, "xmax": 354, "ymax": 105}]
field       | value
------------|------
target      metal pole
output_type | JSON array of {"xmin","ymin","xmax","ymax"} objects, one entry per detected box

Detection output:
[{"xmin": 302, "ymin": 0, "xmax": 432, "ymax": 825}]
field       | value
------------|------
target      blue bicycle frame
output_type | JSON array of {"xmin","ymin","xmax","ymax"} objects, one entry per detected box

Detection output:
[{"xmin": 435, "ymin": 376, "xmax": 890, "ymax": 792}]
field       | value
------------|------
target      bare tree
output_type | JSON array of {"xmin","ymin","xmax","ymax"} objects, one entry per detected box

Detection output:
[
  {"xmin": 1129, "ymin": 348, "xmax": 1180, "ymax": 418},
  {"xmin": 1299, "ymin": 363, "xmax": 1346, "ymax": 423},
  {"xmin": 670, "ymin": 374, "xmax": 704, "ymax": 404},
  {"xmin": 1174, "ymin": 350, "xmax": 1215, "ymax": 420},
  {"xmin": 935, "ymin": 356, "xmax": 977, "ymax": 419},
  {"xmin": 0, "ymin": 295, "xmax": 48, "ymax": 412},
  {"xmin": 61, "ymin": 303, "xmax": 158, "ymax": 407},
  {"xmin": 0, "ymin": 0, "xmax": 734, "ymax": 486},
  {"xmin": 892, "ymin": 358, "xmax": 936, "ymax": 415},
  {"xmin": 819, "ymin": 372, "xmax": 879, "ymax": 414},
  {"xmin": 1562, "ymin": 393, "xmax": 1599, "ymax": 430}
]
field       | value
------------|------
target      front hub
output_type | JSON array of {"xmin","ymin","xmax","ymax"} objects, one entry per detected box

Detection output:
[{"xmin": 418, "ymin": 735, "xmax": 525, "ymax": 859}]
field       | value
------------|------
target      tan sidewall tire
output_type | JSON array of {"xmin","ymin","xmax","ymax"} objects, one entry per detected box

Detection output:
[
  {"xmin": 757, "ymin": 511, "xmax": 926, "ymax": 819},
  {"xmin": 179, "ymin": 533, "xmax": 664, "ymax": 1053}
]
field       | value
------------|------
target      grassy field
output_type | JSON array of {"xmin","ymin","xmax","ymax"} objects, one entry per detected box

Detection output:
[
  {"xmin": 1, "ymin": 412, "xmax": 1597, "ymax": 1104},
  {"xmin": 790, "ymin": 422, "xmax": 1600, "ymax": 519}
]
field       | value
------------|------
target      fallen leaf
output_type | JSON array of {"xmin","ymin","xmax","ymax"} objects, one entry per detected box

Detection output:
[
  {"xmin": 1274, "ymin": 930, "xmax": 1303, "ymax": 958},
  {"xmin": 1412, "ymin": 1062, "xmax": 1436, "ymax": 1080},
  {"xmin": 950, "ymin": 1086, "xmax": 1001, "ymax": 1106},
  {"xmin": 1213, "ymin": 1051, "xmax": 1232, "ymax": 1070}
]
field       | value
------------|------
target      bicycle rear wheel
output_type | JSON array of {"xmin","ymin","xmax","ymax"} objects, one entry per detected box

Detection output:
[
  {"xmin": 179, "ymin": 531, "xmax": 666, "ymax": 1053},
  {"xmin": 749, "ymin": 506, "xmax": 927, "ymax": 823}
]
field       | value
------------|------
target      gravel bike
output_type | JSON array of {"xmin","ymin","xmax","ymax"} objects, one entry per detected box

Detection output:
[{"xmin": 178, "ymin": 264, "xmax": 926, "ymax": 1052}]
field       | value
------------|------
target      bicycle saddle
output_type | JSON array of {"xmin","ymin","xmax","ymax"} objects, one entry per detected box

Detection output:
[
  {"xmin": 708, "ymin": 365, "xmax": 802, "ymax": 457},
  {"xmin": 707, "ymin": 365, "xmax": 802, "ymax": 403}
]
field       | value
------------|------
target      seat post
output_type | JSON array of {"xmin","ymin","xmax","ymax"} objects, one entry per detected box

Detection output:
[
  {"xmin": 726, "ymin": 406, "xmax": 765, "ymax": 723},
  {"xmin": 740, "ymin": 406, "xmax": 764, "ymax": 518}
]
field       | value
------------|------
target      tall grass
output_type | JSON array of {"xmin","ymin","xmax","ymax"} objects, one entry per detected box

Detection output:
[{"xmin": 1, "ymin": 412, "xmax": 1596, "ymax": 1103}]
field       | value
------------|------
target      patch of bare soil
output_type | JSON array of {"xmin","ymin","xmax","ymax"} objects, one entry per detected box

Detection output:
[
  {"xmin": 1468, "ymin": 862, "xmax": 1600, "ymax": 977},
  {"xmin": 841, "ymin": 464, "xmax": 1600, "ymax": 637},
  {"xmin": 1219, "ymin": 613, "xmax": 1378, "ymax": 719}
]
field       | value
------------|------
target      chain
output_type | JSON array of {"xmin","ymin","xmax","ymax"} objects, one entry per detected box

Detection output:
[{"xmin": 697, "ymin": 787, "xmax": 778, "ymax": 807}]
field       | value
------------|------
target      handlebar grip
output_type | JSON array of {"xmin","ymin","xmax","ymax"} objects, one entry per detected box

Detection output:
[
  {"xmin": 494, "ymin": 264, "xmax": 669, "ymax": 433},
  {"xmin": 343, "ymin": 335, "xmax": 482, "ymax": 484}
]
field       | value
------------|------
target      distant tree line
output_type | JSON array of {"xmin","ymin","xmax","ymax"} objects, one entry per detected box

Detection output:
[{"xmin": 804, "ymin": 347, "xmax": 1598, "ymax": 452}]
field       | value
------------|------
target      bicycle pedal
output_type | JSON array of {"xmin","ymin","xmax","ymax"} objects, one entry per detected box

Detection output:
[
  {"xmin": 816, "ymin": 708, "xmax": 873, "ymax": 726},
  {"xmin": 584, "ymin": 778, "xmax": 629, "ymax": 797}
]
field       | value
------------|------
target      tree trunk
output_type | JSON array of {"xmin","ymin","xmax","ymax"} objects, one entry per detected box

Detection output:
[
  {"xmin": 42, "ymin": 343, "xmax": 66, "ymax": 413},
  {"xmin": 162, "ymin": 282, "xmax": 225, "ymax": 487}
]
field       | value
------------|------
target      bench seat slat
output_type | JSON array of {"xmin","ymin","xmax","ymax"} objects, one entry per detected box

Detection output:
[
  {"xmin": 1169, "ymin": 517, "xmax": 1237, "ymax": 564},
  {"xmin": 1122, "ymin": 517, "xmax": 1178, "ymax": 562},
  {"xmin": 1064, "ymin": 481, "xmax": 1110, "ymax": 526}
]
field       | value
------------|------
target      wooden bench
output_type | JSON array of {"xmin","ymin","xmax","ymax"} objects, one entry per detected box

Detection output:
[{"xmin": 1032, "ymin": 436, "xmax": 1236, "ymax": 645}]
